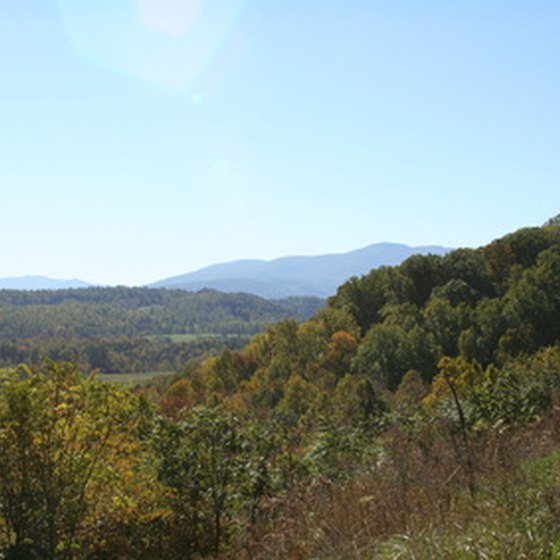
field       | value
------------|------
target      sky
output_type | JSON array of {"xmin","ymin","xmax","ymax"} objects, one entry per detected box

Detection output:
[{"xmin": 1, "ymin": 1, "xmax": 559, "ymax": 286}]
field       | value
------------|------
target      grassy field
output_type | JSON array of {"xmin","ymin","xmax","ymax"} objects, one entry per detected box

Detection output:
[
  {"xmin": 146, "ymin": 333, "xmax": 252, "ymax": 343},
  {"xmin": 146, "ymin": 333, "xmax": 225, "ymax": 343},
  {"xmin": 95, "ymin": 371, "xmax": 174, "ymax": 385}
]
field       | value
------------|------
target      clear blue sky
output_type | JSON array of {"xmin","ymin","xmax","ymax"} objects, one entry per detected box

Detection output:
[{"xmin": 2, "ymin": 1, "xmax": 559, "ymax": 285}]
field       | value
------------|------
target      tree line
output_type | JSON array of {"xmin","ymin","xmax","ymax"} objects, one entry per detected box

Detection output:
[
  {"xmin": 0, "ymin": 287, "xmax": 323, "ymax": 338},
  {"xmin": 0, "ymin": 288, "xmax": 322, "ymax": 373}
]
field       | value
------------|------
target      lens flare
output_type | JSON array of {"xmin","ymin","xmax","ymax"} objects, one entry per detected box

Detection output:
[{"xmin": 56, "ymin": 0, "xmax": 247, "ymax": 95}]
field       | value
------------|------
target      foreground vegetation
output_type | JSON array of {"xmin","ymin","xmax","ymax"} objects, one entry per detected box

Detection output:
[{"xmin": 1, "ymin": 223, "xmax": 560, "ymax": 558}]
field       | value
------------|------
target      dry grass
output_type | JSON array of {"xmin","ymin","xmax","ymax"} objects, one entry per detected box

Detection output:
[{"xmin": 225, "ymin": 403, "xmax": 560, "ymax": 559}]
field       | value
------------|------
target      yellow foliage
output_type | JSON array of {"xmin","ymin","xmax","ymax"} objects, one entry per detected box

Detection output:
[{"xmin": 423, "ymin": 356, "xmax": 484, "ymax": 409}]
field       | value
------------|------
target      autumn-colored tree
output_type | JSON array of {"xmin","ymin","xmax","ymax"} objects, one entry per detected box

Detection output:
[{"xmin": 0, "ymin": 362, "xmax": 163, "ymax": 559}]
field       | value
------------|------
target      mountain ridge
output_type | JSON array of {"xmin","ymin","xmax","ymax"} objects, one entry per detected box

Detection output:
[
  {"xmin": 149, "ymin": 242, "xmax": 452, "ymax": 298},
  {"xmin": 0, "ymin": 242, "xmax": 452, "ymax": 295},
  {"xmin": 0, "ymin": 275, "xmax": 91, "ymax": 291}
]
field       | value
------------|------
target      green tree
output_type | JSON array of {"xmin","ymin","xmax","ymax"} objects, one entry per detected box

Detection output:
[{"xmin": 153, "ymin": 407, "xmax": 250, "ymax": 558}]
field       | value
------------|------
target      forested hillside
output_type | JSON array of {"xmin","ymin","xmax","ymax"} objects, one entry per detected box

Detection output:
[
  {"xmin": 329, "ymin": 224, "xmax": 560, "ymax": 387},
  {"xmin": 0, "ymin": 287, "xmax": 322, "ymax": 373},
  {"xmin": 2, "ymin": 224, "xmax": 560, "ymax": 558},
  {"xmin": 169, "ymin": 224, "xmax": 560, "ymax": 409},
  {"xmin": 0, "ymin": 287, "xmax": 322, "ymax": 337}
]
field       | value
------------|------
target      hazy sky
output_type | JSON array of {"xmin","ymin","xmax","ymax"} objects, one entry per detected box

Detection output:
[{"xmin": 2, "ymin": 1, "xmax": 559, "ymax": 285}]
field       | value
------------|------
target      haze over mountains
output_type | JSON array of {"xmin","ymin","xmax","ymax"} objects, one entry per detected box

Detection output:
[
  {"xmin": 149, "ymin": 242, "xmax": 451, "ymax": 298},
  {"xmin": 1, "ymin": 243, "xmax": 451, "ymax": 297},
  {"xmin": 0, "ymin": 276, "xmax": 91, "ymax": 291}
]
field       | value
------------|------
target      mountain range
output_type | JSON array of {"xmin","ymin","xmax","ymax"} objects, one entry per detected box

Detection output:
[
  {"xmin": 0, "ymin": 275, "xmax": 91, "ymax": 291},
  {"xmin": 0, "ymin": 243, "xmax": 451, "ymax": 298},
  {"xmin": 148, "ymin": 242, "xmax": 451, "ymax": 298}
]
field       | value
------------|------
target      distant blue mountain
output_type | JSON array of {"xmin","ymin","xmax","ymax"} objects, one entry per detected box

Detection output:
[
  {"xmin": 149, "ymin": 242, "xmax": 452, "ymax": 298},
  {"xmin": 0, "ymin": 275, "xmax": 91, "ymax": 290}
]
